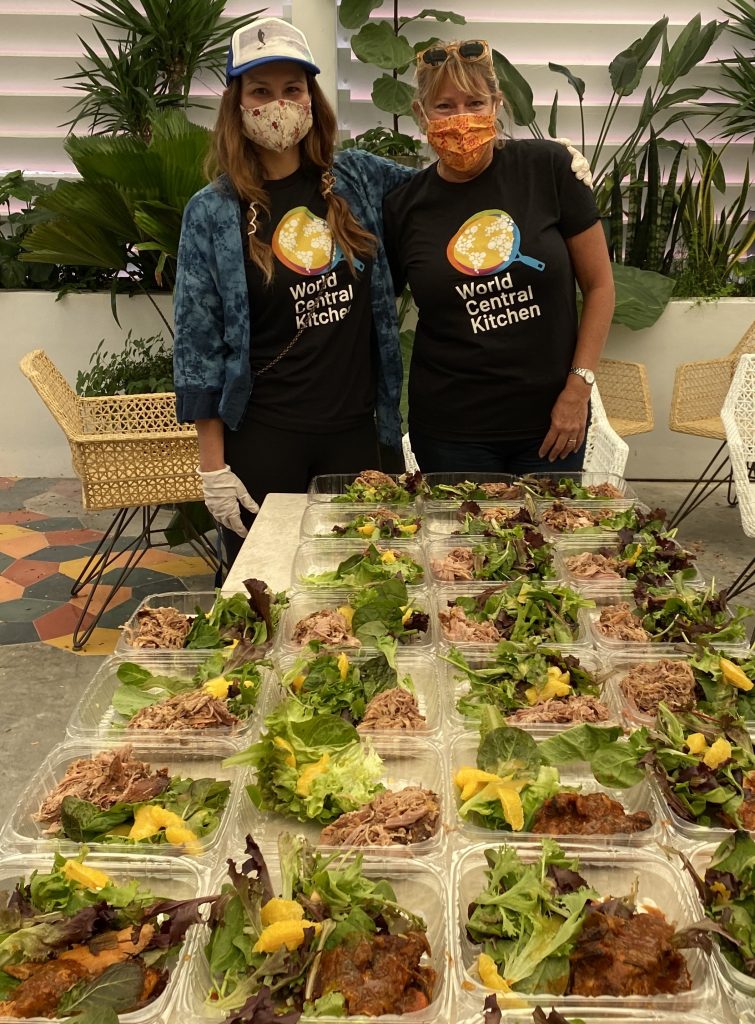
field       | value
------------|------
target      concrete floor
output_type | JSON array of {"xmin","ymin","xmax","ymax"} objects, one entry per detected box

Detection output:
[{"xmin": 0, "ymin": 481, "xmax": 753, "ymax": 824}]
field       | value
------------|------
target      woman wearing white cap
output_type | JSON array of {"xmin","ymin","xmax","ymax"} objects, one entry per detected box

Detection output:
[{"xmin": 173, "ymin": 17, "xmax": 411, "ymax": 561}]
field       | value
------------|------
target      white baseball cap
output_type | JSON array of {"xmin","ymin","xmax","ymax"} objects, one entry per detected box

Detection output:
[{"xmin": 226, "ymin": 17, "xmax": 320, "ymax": 83}]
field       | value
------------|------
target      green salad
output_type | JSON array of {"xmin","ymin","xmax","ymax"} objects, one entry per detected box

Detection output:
[
  {"xmin": 225, "ymin": 699, "xmax": 384, "ymax": 825},
  {"xmin": 300, "ymin": 543, "xmax": 424, "ymax": 588},
  {"xmin": 690, "ymin": 649, "xmax": 755, "ymax": 718},
  {"xmin": 445, "ymin": 640, "xmax": 602, "ymax": 723},
  {"xmin": 519, "ymin": 476, "xmax": 626, "ymax": 500},
  {"xmin": 432, "ymin": 533, "xmax": 555, "ymax": 583},
  {"xmin": 0, "ymin": 851, "xmax": 216, "ymax": 1022},
  {"xmin": 540, "ymin": 502, "xmax": 667, "ymax": 536},
  {"xmin": 440, "ymin": 581, "xmax": 592, "ymax": 646},
  {"xmin": 110, "ymin": 642, "xmax": 269, "ymax": 731},
  {"xmin": 328, "ymin": 509, "xmax": 421, "ymax": 539},
  {"xmin": 292, "ymin": 579, "xmax": 430, "ymax": 649},
  {"xmin": 185, "ymin": 581, "xmax": 288, "ymax": 649},
  {"xmin": 331, "ymin": 471, "xmax": 418, "ymax": 504},
  {"xmin": 632, "ymin": 577, "xmax": 751, "ymax": 646},
  {"xmin": 204, "ymin": 833, "xmax": 436, "ymax": 1019},
  {"xmin": 427, "ymin": 479, "xmax": 524, "ymax": 501},
  {"xmin": 453, "ymin": 502, "xmax": 536, "ymax": 537}
]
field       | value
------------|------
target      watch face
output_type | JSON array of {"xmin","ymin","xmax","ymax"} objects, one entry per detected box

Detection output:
[{"xmin": 584, "ymin": 369, "xmax": 595, "ymax": 385}]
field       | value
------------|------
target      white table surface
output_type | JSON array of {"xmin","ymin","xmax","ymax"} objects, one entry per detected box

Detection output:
[{"xmin": 221, "ymin": 492, "xmax": 308, "ymax": 596}]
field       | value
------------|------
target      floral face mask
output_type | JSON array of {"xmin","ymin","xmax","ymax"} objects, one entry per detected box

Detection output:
[
  {"xmin": 425, "ymin": 111, "xmax": 497, "ymax": 172},
  {"xmin": 241, "ymin": 98, "xmax": 313, "ymax": 152}
]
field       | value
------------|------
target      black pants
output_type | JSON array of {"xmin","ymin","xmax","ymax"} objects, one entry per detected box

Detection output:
[{"xmin": 221, "ymin": 418, "xmax": 379, "ymax": 565}]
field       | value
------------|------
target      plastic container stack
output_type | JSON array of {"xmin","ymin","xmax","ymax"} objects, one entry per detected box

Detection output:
[{"xmin": 1, "ymin": 469, "xmax": 753, "ymax": 1024}]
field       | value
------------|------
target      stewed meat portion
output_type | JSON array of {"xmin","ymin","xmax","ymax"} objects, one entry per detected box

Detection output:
[
  {"xmin": 292, "ymin": 609, "xmax": 360, "ymax": 647},
  {"xmin": 565, "ymin": 551, "xmax": 622, "ymax": 580},
  {"xmin": 128, "ymin": 689, "xmax": 239, "ymax": 731},
  {"xmin": 531, "ymin": 792, "xmax": 652, "ymax": 835},
  {"xmin": 619, "ymin": 659, "xmax": 697, "ymax": 716},
  {"xmin": 122, "ymin": 606, "xmax": 191, "ymax": 649},
  {"xmin": 439, "ymin": 605, "xmax": 500, "ymax": 643},
  {"xmin": 506, "ymin": 695, "xmax": 611, "ymax": 725},
  {"xmin": 357, "ymin": 688, "xmax": 426, "ymax": 732},
  {"xmin": 319, "ymin": 786, "xmax": 440, "ymax": 847},
  {"xmin": 596, "ymin": 603, "xmax": 651, "ymax": 642}
]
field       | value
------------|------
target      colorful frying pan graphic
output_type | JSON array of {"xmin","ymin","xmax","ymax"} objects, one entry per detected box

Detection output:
[
  {"xmin": 447, "ymin": 209, "xmax": 545, "ymax": 277},
  {"xmin": 272, "ymin": 206, "xmax": 364, "ymax": 275}
]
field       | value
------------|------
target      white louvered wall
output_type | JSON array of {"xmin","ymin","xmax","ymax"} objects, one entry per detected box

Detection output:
[{"xmin": 0, "ymin": 0, "xmax": 751, "ymax": 194}]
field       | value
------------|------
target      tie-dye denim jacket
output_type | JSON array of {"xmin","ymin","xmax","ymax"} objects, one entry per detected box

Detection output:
[{"xmin": 173, "ymin": 148, "xmax": 413, "ymax": 450}]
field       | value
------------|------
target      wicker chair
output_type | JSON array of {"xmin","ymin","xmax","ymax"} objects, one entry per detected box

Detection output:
[
  {"xmin": 594, "ymin": 358, "xmax": 654, "ymax": 437},
  {"xmin": 721, "ymin": 353, "xmax": 755, "ymax": 610},
  {"xmin": 20, "ymin": 349, "xmax": 213, "ymax": 649},
  {"xmin": 668, "ymin": 319, "xmax": 755, "ymax": 527},
  {"xmin": 402, "ymin": 381, "xmax": 629, "ymax": 477}
]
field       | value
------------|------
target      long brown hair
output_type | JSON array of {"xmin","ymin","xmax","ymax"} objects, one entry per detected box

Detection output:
[{"xmin": 206, "ymin": 74, "xmax": 376, "ymax": 282}]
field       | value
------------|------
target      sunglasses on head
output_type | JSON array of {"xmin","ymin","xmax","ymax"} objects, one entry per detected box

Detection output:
[{"xmin": 417, "ymin": 39, "xmax": 490, "ymax": 68}]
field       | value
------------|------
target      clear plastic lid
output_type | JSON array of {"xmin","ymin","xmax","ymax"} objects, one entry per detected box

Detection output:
[
  {"xmin": 433, "ymin": 584, "xmax": 592, "ymax": 652},
  {"xmin": 291, "ymin": 539, "xmax": 428, "ymax": 592},
  {"xmin": 307, "ymin": 472, "xmax": 419, "ymax": 505},
  {"xmin": 418, "ymin": 472, "xmax": 525, "ymax": 512},
  {"xmin": 231, "ymin": 735, "xmax": 450, "ymax": 860},
  {"xmin": 650, "ymin": 774, "xmax": 752, "ymax": 847},
  {"xmin": 449, "ymin": 732, "xmax": 664, "ymax": 847},
  {"xmin": 426, "ymin": 536, "xmax": 561, "ymax": 588},
  {"xmin": 422, "ymin": 504, "xmax": 533, "ymax": 538},
  {"xmin": 555, "ymin": 534, "xmax": 706, "ymax": 601},
  {"xmin": 274, "ymin": 649, "xmax": 446, "ymax": 739},
  {"xmin": 0, "ymin": 851, "xmax": 207, "ymax": 1024},
  {"xmin": 606, "ymin": 651, "xmax": 698, "ymax": 728},
  {"xmin": 515, "ymin": 471, "xmax": 638, "ymax": 507},
  {"xmin": 278, "ymin": 589, "xmax": 434, "ymax": 653},
  {"xmin": 299, "ymin": 502, "xmax": 424, "ymax": 541},
  {"xmin": 442, "ymin": 646, "xmax": 620, "ymax": 737},
  {"xmin": 115, "ymin": 590, "xmax": 217, "ymax": 655},
  {"xmin": 179, "ymin": 844, "xmax": 451, "ymax": 1023},
  {"xmin": 1, "ymin": 738, "xmax": 243, "ymax": 864},
  {"xmin": 451, "ymin": 841, "xmax": 716, "ymax": 1012},
  {"xmin": 65, "ymin": 651, "xmax": 273, "ymax": 747},
  {"xmin": 587, "ymin": 604, "xmax": 752, "ymax": 658},
  {"xmin": 535, "ymin": 499, "xmax": 653, "ymax": 541}
]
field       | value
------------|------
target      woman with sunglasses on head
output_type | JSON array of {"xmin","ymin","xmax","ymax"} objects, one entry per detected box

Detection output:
[
  {"xmin": 173, "ymin": 17, "xmax": 412, "ymax": 563},
  {"xmin": 383, "ymin": 40, "xmax": 614, "ymax": 474}
]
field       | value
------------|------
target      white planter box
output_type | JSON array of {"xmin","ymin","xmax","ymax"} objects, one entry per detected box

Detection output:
[
  {"xmin": 1, "ymin": 290, "xmax": 173, "ymax": 478},
  {"xmin": 606, "ymin": 297, "xmax": 755, "ymax": 479},
  {"xmin": 1, "ymin": 292, "xmax": 753, "ymax": 480}
]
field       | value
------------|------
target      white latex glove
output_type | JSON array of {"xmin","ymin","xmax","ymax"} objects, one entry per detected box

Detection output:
[
  {"xmin": 197, "ymin": 465, "xmax": 259, "ymax": 538},
  {"xmin": 556, "ymin": 138, "xmax": 594, "ymax": 189}
]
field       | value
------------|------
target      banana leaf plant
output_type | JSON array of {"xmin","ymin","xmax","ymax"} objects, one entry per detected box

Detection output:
[{"xmin": 20, "ymin": 110, "xmax": 211, "ymax": 325}]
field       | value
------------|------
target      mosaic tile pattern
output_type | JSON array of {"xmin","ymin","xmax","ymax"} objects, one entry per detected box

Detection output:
[{"xmin": 0, "ymin": 477, "xmax": 215, "ymax": 655}]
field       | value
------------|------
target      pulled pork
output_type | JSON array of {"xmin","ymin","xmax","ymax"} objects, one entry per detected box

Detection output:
[
  {"xmin": 479, "ymin": 482, "xmax": 524, "ymax": 499},
  {"xmin": 355, "ymin": 469, "xmax": 395, "ymax": 488},
  {"xmin": 431, "ymin": 547, "xmax": 475, "ymax": 582},
  {"xmin": 541, "ymin": 503, "xmax": 604, "ymax": 533},
  {"xmin": 36, "ymin": 747, "xmax": 169, "ymax": 832},
  {"xmin": 570, "ymin": 903, "xmax": 691, "ymax": 996},
  {"xmin": 439, "ymin": 605, "xmax": 500, "ymax": 643},
  {"xmin": 619, "ymin": 659, "xmax": 697, "ymax": 716},
  {"xmin": 506, "ymin": 695, "xmax": 611, "ymax": 725},
  {"xmin": 122, "ymin": 606, "xmax": 191, "ymax": 649},
  {"xmin": 565, "ymin": 551, "xmax": 622, "ymax": 580},
  {"xmin": 319, "ymin": 786, "xmax": 440, "ymax": 847},
  {"xmin": 596, "ymin": 603, "xmax": 650, "ymax": 642},
  {"xmin": 128, "ymin": 689, "xmax": 239, "ymax": 731},
  {"xmin": 531, "ymin": 791, "xmax": 652, "ymax": 835},
  {"xmin": 292, "ymin": 609, "xmax": 360, "ymax": 647},
  {"xmin": 587, "ymin": 482, "xmax": 624, "ymax": 498},
  {"xmin": 357, "ymin": 688, "xmax": 426, "ymax": 732},
  {"xmin": 313, "ymin": 930, "xmax": 435, "ymax": 1016}
]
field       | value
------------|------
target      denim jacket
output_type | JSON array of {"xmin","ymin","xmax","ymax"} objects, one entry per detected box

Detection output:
[{"xmin": 173, "ymin": 148, "xmax": 413, "ymax": 450}]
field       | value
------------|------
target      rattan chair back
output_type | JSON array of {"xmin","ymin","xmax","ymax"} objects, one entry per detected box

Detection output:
[{"xmin": 595, "ymin": 358, "xmax": 654, "ymax": 436}]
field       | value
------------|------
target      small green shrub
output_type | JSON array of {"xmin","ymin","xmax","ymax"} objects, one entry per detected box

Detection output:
[{"xmin": 76, "ymin": 331, "xmax": 173, "ymax": 396}]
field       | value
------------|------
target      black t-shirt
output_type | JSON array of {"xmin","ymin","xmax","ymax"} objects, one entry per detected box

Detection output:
[
  {"xmin": 383, "ymin": 140, "xmax": 599, "ymax": 441},
  {"xmin": 243, "ymin": 165, "xmax": 375, "ymax": 433}
]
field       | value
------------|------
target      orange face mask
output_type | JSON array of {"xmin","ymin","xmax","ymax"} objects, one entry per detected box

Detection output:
[{"xmin": 425, "ymin": 112, "xmax": 497, "ymax": 172}]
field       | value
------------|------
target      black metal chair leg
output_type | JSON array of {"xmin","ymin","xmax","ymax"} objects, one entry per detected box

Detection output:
[
  {"xmin": 728, "ymin": 554, "xmax": 755, "ymax": 599},
  {"xmin": 70, "ymin": 505, "xmax": 140, "ymax": 596},
  {"xmin": 71, "ymin": 506, "xmax": 161, "ymax": 650},
  {"xmin": 668, "ymin": 442, "xmax": 731, "ymax": 529}
]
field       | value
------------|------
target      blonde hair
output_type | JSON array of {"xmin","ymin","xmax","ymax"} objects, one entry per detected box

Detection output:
[
  {"xmin": 206, "ymin": 74, "xmax": 376, "ymax": 283},
  {"xmin": 414, "ymin": 43, "xmax": 510, "ymax": 133}
]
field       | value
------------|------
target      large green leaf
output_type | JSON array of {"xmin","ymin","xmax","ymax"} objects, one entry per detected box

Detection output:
[
  {"xmin": 609, "ymin": 17, "xmax": 667, "ymax": 96},
  {"xmin": 492, "ymin": 50, "xmax": 536, "ymax": 126},
  {"xmin": 402, "ymin": 8, "xmax": 466, "ymax": 24},
  {"xmin": 339, "ymin": 0, "xmax": 384, "ymax": 29},
  {"xmin": 20, "ymin": 220, "xmax": 128, "ymax": 269},
  {"xmin": 66, "ymin": 133, "xmax": 162, "ymax": 194},
  {"xmin": 661, "ymin": 16, "xmax": 726, "ymax": 86},
  {"xmin": 352, "ymin": 22, "xmax": 415, "ymax": 70},
  {"xmin": 371, "ymin": 74, "xmax": 414, "ymax": 116},
  {"xmin": 133, "ymin": 200, "xmax": 183, "ymax": 257},
  {"xmin": 34, "ymin": 180, "xmax": 138, "ymax": 241},
  {"xmin": 548, "ymin": 62, "xmax": 585, "ymax": 100},
  {"xmin": 610, "ymin": 263, "xmax": 675, "ymax": 329}
]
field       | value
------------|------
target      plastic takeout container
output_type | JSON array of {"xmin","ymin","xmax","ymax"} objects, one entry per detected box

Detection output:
[
  {"xmin": 66, "ymin": 652, "xmax": 274, "ymax": 747},
  {"xmin": 418, "ymin": 472, "xmax": 525, "ymax": 512},
  {"xmin": 443, "ymin": 646, "xmax": 618, "ymax": 736},
  {"xmin": 607, "ymin": 651, "xmax": 699, "ymax": 728},
  {"xmin": 233, "ymin": 736, "xmax": 449, "ymax": 859},
  {"xmin": 555, "ymin": 534, "xmax": 706, "ymax": 601},
  {"xmin": 449, "ymin": 732, "xmax": 663, "ymax": 847},
  {"xmin": 452, "ymin": 841, "xmax": 716, "ymax": 1012},
  {"xmin": 535, "ymin": 499, "xmax": 653, "ymax": 541},
  {"xmin": 422, "ymin": 504, "xmax": 534, "ymax": 538},
  {"xmin": 1, "ymin": 738, "xmax": 242, "ymax": 863},
  {"xmin": 426, "ymin": 535, "xmax": 560, "ymax": 588},
  {"xmin": 433, "ymin": 584, "xmax": 592, "ymax": 653},
  {"xmin": 278, "ymin": 588, "xmax": 434, "ymax": 653},
  {"xmin": 0, "ymin": 851, "xmax": 207, "ymax": 1024},
  {"xmin": 274, "ymin": 650, "xmax": 445, "ymax": 739},
  {"xmin": 307, "ymin": 472, "xmax": 418, "ymax": 505},
  {"xmin": 116, "ymin": 590, "xmax": 216, "ymax": 655},
  {"xmin": 518, "ymin": 471, "xmax": 638, "ymax": 509},
  {"xmin": 299, "ymin": 502, "xmax": 424, "ymax": 541},
  {"xmin": 179, "ymin": 845, "xmax": 451, "ymax": 1022},
  {"xmin": 291, "ymin": 539, "xmax": 427, "ymax": 591},
  {"xmin": 586, "ymin": 602, "xmax": 752, "ymax": 658}
]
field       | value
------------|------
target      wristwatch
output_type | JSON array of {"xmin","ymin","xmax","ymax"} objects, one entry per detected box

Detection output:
[{"xmin": 569, "ymin": 367, "xmax": 595, "ymax": 386}]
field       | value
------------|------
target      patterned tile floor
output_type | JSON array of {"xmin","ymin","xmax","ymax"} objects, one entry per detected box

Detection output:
[{"xmin": 0, "ymin": 477, "xmax": 215, "ymax": 654}]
